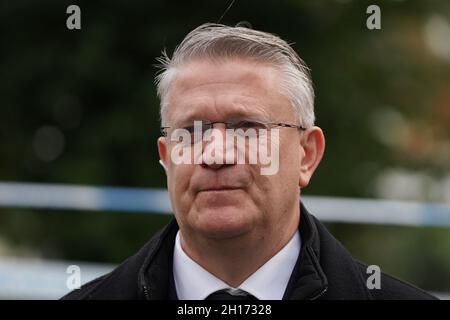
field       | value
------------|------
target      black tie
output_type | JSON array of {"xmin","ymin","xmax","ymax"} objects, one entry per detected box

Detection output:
[{"xmin": 206, "ymin": 289, "xmax": 258, "ymax": 300}]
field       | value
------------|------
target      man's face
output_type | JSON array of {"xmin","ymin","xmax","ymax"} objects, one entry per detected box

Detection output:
[{"xmin": 158, "ymin": 58, "xmax": 320, "ymax": 241}]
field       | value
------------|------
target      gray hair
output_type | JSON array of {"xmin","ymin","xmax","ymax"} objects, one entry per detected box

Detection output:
[{"xmin": 155, "ymin": 23, "xmax": 315, "ymax": 128}]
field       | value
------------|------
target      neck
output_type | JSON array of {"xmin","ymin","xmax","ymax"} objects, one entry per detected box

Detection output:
[{"xmin": 179, "ymin": 212, "xmax": 300, "ymax": 288}]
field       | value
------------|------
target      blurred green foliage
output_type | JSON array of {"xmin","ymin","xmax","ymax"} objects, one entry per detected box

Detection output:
[{"xmin": 0, "ymin": 0, "xmax": 449, "ymax": 292}]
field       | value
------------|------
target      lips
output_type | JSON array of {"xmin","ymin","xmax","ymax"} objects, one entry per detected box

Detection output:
[
  {"xmin": 191, "ymin": 168, "xmax": 251, "ymax": 195},
  {"xmin": 198, "ymin": 186, "xmax": 243, "ymax": 193}
]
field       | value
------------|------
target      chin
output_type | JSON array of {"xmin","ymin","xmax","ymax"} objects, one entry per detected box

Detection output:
[{"xmin": 192, "ymin": 206, "xmax": 255, "ymax": 239}]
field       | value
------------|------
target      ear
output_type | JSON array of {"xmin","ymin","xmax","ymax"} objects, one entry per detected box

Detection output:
[
  {"xmin": 299, "ymin": 126, "xmax": 325, "ymax": 188},
  {"xmin": 157, "ymin": 137, "xmax": 169, "ymax": 173}
]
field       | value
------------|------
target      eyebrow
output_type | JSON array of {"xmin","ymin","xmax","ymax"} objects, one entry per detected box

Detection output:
[{"xmin": 168, "ymin": 103, "xmax": 271, "ymax": 126}]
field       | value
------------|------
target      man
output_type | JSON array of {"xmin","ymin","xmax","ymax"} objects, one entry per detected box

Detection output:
[{"xmin": 63, "ymin": 23, "xmax": 436, "ymax": 300}]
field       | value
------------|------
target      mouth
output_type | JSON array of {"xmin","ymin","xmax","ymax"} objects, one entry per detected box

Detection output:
[{"xmin": 198, "ymin": 186, "xmax": 243, "ymax": 193}]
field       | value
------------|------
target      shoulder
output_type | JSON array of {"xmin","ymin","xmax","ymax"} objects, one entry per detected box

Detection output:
[
  {"xmin": 354, "ymin": 261, "xmax": 438, "ymax": 300},
  {"xmin": 61, "ymin": 251, "xmax": 146, "ymax": 300},
  {"xmin": 306, "ymin": 212, "xmax": 437, "ymax": 300},
  {"xmin": 61, "ymin": 273, "xmax": 110, "ymax": 300},
  {"xmin": 61, "ymin": 223, "xmax": 174, "ymax": 300}
]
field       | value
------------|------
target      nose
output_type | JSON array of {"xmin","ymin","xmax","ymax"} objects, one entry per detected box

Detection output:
[
  {"xmin": 201, "ymin": 161, "xmax": 225, "ymax": 170},
  {"xmin": 200, "ymin": 123, "xmax": 232, "ymax": 170}
]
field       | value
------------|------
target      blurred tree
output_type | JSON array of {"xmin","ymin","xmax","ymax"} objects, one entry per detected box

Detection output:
[{"xmin": 0, "ymin": 0, "xmax": 449, "ymax": 292}]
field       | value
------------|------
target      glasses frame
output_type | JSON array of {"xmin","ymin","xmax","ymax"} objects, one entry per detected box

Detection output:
[{"xmin": 160, "ymin": 120, "xmax": 306, "ymax": 137}]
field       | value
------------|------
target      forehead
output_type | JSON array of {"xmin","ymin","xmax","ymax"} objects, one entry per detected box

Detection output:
[{"xmin": 165, "ymin": 58, "xmax": 294, "ymax": 124}]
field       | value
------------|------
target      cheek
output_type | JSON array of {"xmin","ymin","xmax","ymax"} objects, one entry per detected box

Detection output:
[
  {"xmin": 168, "ymin": 165, "xmax": 195, "ymax": 210},
  {"xmin": 281, "ymin": 136, "xmax": 301, "ymax": 170},
  {"xmin": 250, "ymin": 137, "xmax": 301, "ymax": 189},
  {"xmin": 282, "ymin": 151, "xmax": 300, "ymax": 177},
  {"xmin": 271, "ymin": 139, "xmax": 302, "ymax": 192}
]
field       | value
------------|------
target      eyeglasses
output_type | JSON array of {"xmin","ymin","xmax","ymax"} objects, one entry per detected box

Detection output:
[{"xmin": 160, "ymin": 119, "xmax": 306, "ymax": 138}]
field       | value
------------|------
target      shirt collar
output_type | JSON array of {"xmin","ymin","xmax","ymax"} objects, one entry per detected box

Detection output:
[{"xmin": 173, "ymin": 230, "xmax": 301, "ymax": 300}]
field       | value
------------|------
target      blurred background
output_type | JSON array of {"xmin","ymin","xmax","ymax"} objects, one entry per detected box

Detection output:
[{"xmin": 0, "ymin": 0, "xmax": 449, "ymax": 299}]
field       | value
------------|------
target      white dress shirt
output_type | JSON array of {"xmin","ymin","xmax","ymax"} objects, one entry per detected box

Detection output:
[{"xmin": 173, "ymin": 229, "xmax": 301, "ymax": 300}]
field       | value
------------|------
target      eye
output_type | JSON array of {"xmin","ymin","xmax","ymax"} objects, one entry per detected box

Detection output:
[
  {"xmin": 233, "ymin": 120, "xmax": 266, "ymax": 130},
  {"xmin": 183, "ymin": 125, "xmax": 195, "ymax": 134},
  {"xmin": 201, "ymin": 123, "xmax": 214, "ymax": 132},
  {"xmin": 182, "ymin": 121, "xmax": 213, "ymax": 134}
]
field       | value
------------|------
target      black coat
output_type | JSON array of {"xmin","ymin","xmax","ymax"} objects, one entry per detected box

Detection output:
[{"xmin": 62, "ymin": 203, "xmax": 436, "ymax": 300}]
